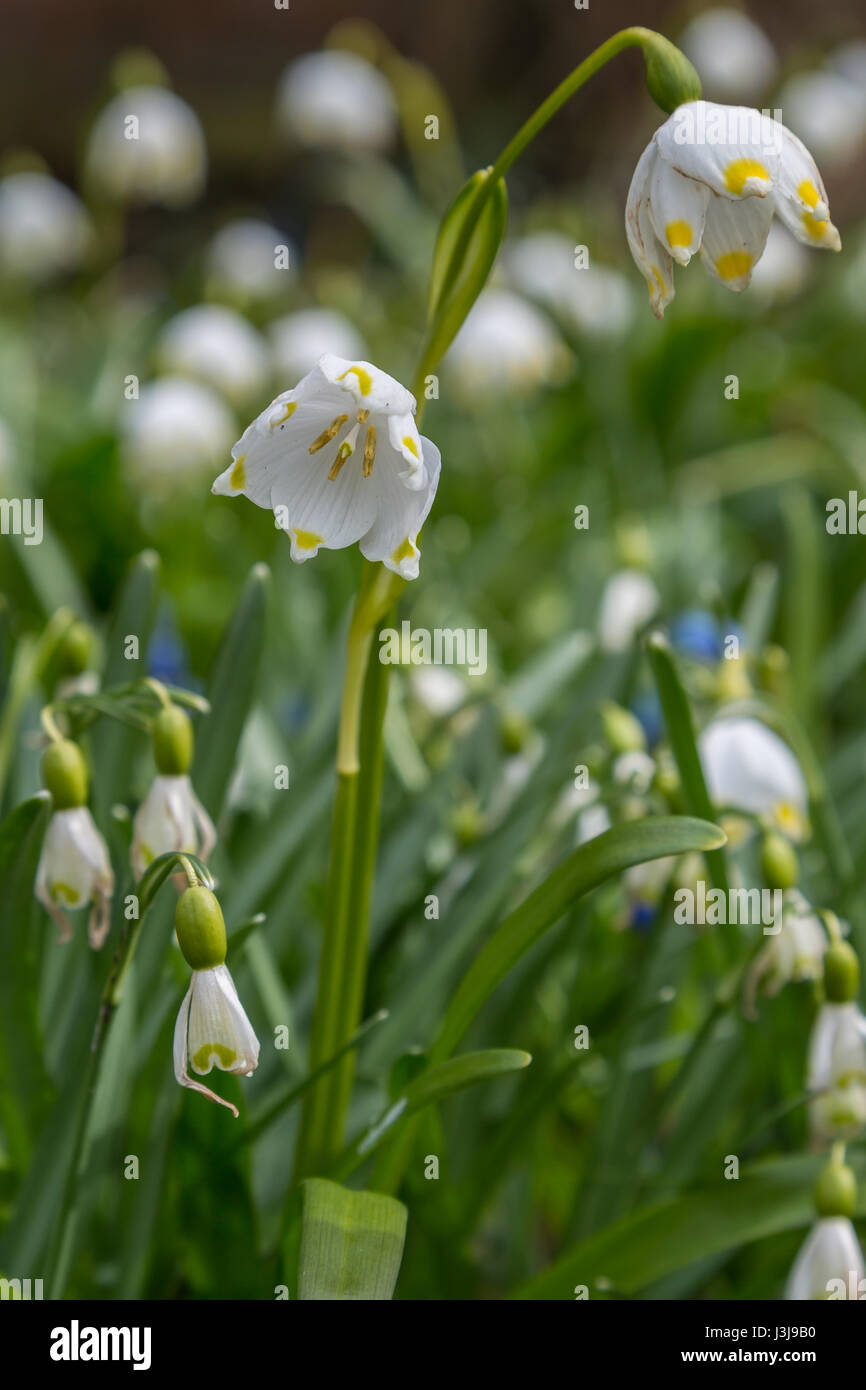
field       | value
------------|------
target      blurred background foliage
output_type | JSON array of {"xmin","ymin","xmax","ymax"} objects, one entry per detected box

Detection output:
[{"xmin": 2, "ymin": 0, "xmax": 866, "ymax": 1300}]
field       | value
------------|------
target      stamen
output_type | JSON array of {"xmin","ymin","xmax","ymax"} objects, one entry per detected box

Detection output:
[
  {"xmin": 309, "ymin": 414, "xmax": 348, "ymax": 454},
  {"xmin": 358, "ymin": 409, "xmax": 370, "ymax": 423},
  {"xmin": 328, "ymin": 421, "xmax": 361, "ymax": 480},
  {"xmin": 363, "ymin": 424, "xmax": 376, "ymax": 478}
]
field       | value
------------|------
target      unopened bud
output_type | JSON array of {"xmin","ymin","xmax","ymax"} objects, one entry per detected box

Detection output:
[{"xmin": 175, "ymin": 885, "xmax": 227, "ymax": 971}]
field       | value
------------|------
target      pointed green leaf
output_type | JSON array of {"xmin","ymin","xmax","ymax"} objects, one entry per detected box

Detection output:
[
  {"xmin": 422, "ymin": 169, "xmax": 508, "ymax": 369},
  {"xmin": 297, "ymin": 1178, "xmax": 407, "ymax": 1300}
]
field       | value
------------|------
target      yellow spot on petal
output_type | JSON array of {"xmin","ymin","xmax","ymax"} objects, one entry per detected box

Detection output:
[
  {"xmin": 401, "ymin": 435, "xmax": 419, "ymax": 458},
  {"xmin": 275, "ymin": 400, "xmax": 297, "ymax": 426},
  {"xmin": 665, "ymin": 220, "xmax": 693, "ymax": 248},
  {"xmin": 724, "ymin": 158, "xmax": 770, "ymax": 195},
  {"xmin": 51, "ymin": 881, "xmax": 80, "ymax": 905},
  {"xmin": 337, "ymin": 365, "xmax": 373, "ymax": 396},
  {"xmin": 798, "ymin": 179, "xmax": 821, "ymax": 209},
  {"xmin": 292, "ymin": 529, "xmax": 322, "ymax": 551},
  {"xmin": 649, "ymin": 265, "xmax": 667, "ymax": 298},
  {"xmin": 191, "ymin": 1042, "xmax": 237, "ymax": 1073},
  {"xmin": 715, "ymin": 250, "xmax": 752, "ymax": 281},
  {"xmin": 229, "ymin": 454, "xmax": 246, "ymax": 490},
  {"xmin": 391, "ymin": 537, "xmax": 415, "ymax": 565},
  {"xmin": 801, "ymin": 210, "xmax": 829, "ymax": 240}
]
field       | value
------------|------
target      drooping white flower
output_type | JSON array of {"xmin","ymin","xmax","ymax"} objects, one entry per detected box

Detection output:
[
  {"xmin": 212, "ymin": 354, "xmax": 441, "ymax": 580},
  {"xmin": 598, "ymin": 569, "xmax": 660, "ymax": 652},
  {"xmin": 276, "ymin": 50, "xmax": 397, "ymax": 153},
  {"xmin": 205, "ymin": 218, "xmax": 296, "ymax": 302},
  {"xmin": 679, "ymin": 9, "xmax": 777, "ymax": 103},
  {"xmin": 85, "ymin": 85, "xmax": 206, "ymax": 207},
  {"xmin": 749, "ymin": 221, "xmax": 812, "ymax": 303},
  {"xmin": 698, "ymin": 717, "xmax": 809, "ymax": 838},
  {"xmin": 0, "ymin": 172, "xmax": 92, "ymax": 284},
  {"xmin": 786, "ymin": 1217, "xmax": 865, "ymax": 1300},
  {"xmin": 173, "ymin": 963, "xmax": 260, "ymax": 1117},
  {"xmin": 807, "ymin": 1000, "xmax": 866, "ymax": 1142},
  {"xmin": 743, "ymin": 890, "xmax": 828, "ymax": 1018},
  {"xmin": 35, "ymin": 806, "xmax": 114, "ymax": 948},
  {"xmin": 121, "ymin": 377, "xmax": 235, "ymax": 486},
  {"xmin": 410, "ymin": 667, "xmax": 467, "ymax": 718},
  {"xmin": 445, "ymin": 289, "xmax": 569, "ymax": 396},
  {"xmin": 269, "ymin": 309, "xmax": 366, "ymax": 383},
  {"xmin": 131, "ymin": 774, "xmax": 216, "ymax": 880},
  {"xmin": 156, "ymin": 305, "xmax": 270, "ymax": 404},
  {"xmin": 777, "ymin": 70, "xmax": 866, "ymax": 166},
  {"xmin": 626, "ymin": 100, "xmax": 841, "ymax": 318},
  {"xmin": 505, "ymin": 232, "xmax": 634, "ymax": 339}
]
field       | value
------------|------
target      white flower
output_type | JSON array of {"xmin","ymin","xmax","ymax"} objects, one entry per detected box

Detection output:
[
  {"xmin": 777, "ymin": 70, "xmax": 866, "ymax": 166},
  {"xmin": 121, "ymin": 377, "xmax": 235, "ymax": 486},
  {"xmin": 205, "ymin": 218, "xmax": 296, "ymax": 302},
  {"xmin": 131, "ymin": 774, "xmax": 216, "ymax": 880},
  {"xmin": 410, "ymin": 667, "xmax": 466, "ymax": 718},
  {"xmin": 807, "ymin": 1002, "xmax": 866, "ymax": 1143},
  {"xmin": 212, "ymin": 353, "xmax": 441, "ymax": 580},
  {"xmin": 626, "ymin": 100, "xmax": 841, "ymax": 318},
  {"xmin": 85, "ymin": 85, "xmax": 206, "ymax": 207},
  {"xmin": 156, "ymin": 305, "xmax": 270, "ymax": 404},
  {"xmin": 505, "ymin": 232, "xmax": 634, "ymax": 339},
  {"xmin": 0, "ymin": 172, "xmax": 91, "ymax": 284},
  {"xmin": 35, "ymin": 806, "xmax": 114, "ymax": 948},
  {"xmin": 743, "ymin": 890, "xmax": 828, "ymax": 1018},
  {"xmin": 679, "ymin": 9, "xmax": 777, "ymax": 103},
  {"xmin": 786, "ymin": 1217, "xmax": 865, "ymax": 1300},
  {"xmin": 445, "ymin": 289, "xmax": 569, "ymax": 396},
  {"xmin": 269, "ymin": 309, "xmax": 366, "ymax": 383},
  {"xmin": 749, "ymin": 221, "xmax": 812, "ymax": 303},
  {"xmin": 598, "ymin": 569, "xmax": 659, "ymax": 652},
  {"xmin": 698, "ymin": 717, "xmax": 809, "ymax": 838},
  {"xmin": 276, "ymin": 50, "xmax": 397, "ymax": 153},
  {"xmin": 173, "ymin": 963, "xmax": 260, "ymax": 1117}
]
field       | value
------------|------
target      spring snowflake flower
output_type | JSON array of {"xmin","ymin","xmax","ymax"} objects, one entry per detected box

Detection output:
[
  {"xmin": 743, "ymin": 890, "xmax": 828, "ymax": 1018},
  {"xmin": 808, "ymin": 1001, "xmax": 866, "ymax": 1143},
  {"xmin": 131, "ymin": 775, "xmax": 216, "ymax": 879},
  {"xmin": 626, "ymin": 100, "xmax": 841, "ymax": 317},
  {"xmin": 269, "ymin": 309, "xmax": 366, "ymax": 383},
  {"xmin": 678, "ymin": 10, "xmax": 777, "ymax": 103},
  {"xmin": 276, "ymin": 50, "xmax": 397, "ymax": 154},
  {"xmin": 122, "ymin": 377, "xmax": 234, "ymax": 486},
  {"xmin": 85, "ymin": 85, "xmax": 206, "ymax": 207},
  {"xmin": 445, "ymin": 289, "xmax": 569, "ymax": 396},
  {"xmin": 777, "ymin": 70, "xmax": 866, "ymax": 165},
  {"xmin": 597, "ymin": 569, "xmax": 660, "ymax": 652},
  {"xmin": 212, "ymin": 354, "xmax": 441, "ymax": 580},
  {"xmin": 205, "ymin": 218, "xmax": 296, "ymax": 303},
  {"xmin": 156, "ymin": 305, "xmax": 270, "ymax": 405},
  {"xmin": 698, "ymin": 717, "xmax": 809, "ymax": 839},
  {"xmin": 505, "ymin": 232, "xmax": 634, "ymax": 339},
  {"xmin": 0, "ymin": 171, "xmax": 91, "ymax": 284},
  {"xmin": 786, "ymin": 1217, "xmax": 865, "ymax": 1300},
  {"xmin": 36, "ymin": 806, "xmax": 114, "ymax": 949}
]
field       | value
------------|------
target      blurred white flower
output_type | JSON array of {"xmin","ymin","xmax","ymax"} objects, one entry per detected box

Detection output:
[
  {"xmin": 269, "ymin": 308, "xmax": 366, "ymax": 382},
  {"xmin": 786, "ymin": 1217, "xmax": 865, "ymax": 1300},
  {"xmin": 122, "ymin": 377, "xmax": 234, "ymax": 485},
  {"xmin": 749, "ymin": 220, "xmax": 812, "ymax": 302},
  {"xmin": 131, "ymin": 774, "xmax": 216, "ymax": 880},
  {"xmin": 205, "ymin": 217, "xmax": 295, "ymax": 302},
  {"xmin": 698, "ymin": 717, "xmax": 808, "ymax": 837},
  {"xmin": 212, "ymin": 354, "xmax": 440, "ymax": 579},
  {"xmin": 833, "ymin": 40, "xmax": 866, "ymax": 90},
  {"xmin": 410, "ymin": 667, "xmax": 466, "ymax": 718},
  {"xmin": 35, "ymin": 806, "xmax": 113, "ymax": 949},
  {"xmin": 445, "ymin": 289, "xmax": 568, "ymax": 395},
  {"xmin": 808, "ymin": 1001, "xmax": 866, "ymax": 1143},
  {"xmin": 276, "ymin": 50, "xmax": 397, "ymax": 153},
  {"xmin": 598, "ymin": 569, "xmax": 659, "ymax": 652},
  {"xmin": 777, "ymin": 70, "xmax": 866, "ymax": 165},
  {"xmin": 0, "ymin": 171, "xmax": 91, "ymax": 283},
  {"xmin": 743, "ymin": 890, "xmax": 828, "ymax": 1017},
  {"xmin": 505, "ymin": 232, "xmax": 633, "ymax": 339},
  {"xmin": 613, "ymin": 750, "xmax": 656, "ymax": 793},
  {"xmin": 86, "ymin": 85, "xmax": 206, "ymax": 207},
  {"xmin": 173, "ymin": 963, "xmax": 260, "ymax": 1117},
  {"xmin": 679, "ymin": 9, "xmax": 777, "ymax": 103},
  {"xmin": 157, "ymin": 305, "xmax": 270, "ymax": 404},
  {"xmin": 626, "ymin": 100, "xmax": 840, "ymax": 318},
  {"xmin": 576, "ymin": 800, "xmax": 612, "ymax": 846}
]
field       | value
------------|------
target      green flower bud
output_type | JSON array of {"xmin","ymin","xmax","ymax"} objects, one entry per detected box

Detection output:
[
  {"xmin": 814, "ymin": 1158, "xmax": 858, "ymax": 1220},
  {"xmin": 153, "ymin": 704, "xmax": 193, "ymax": 775},
  {"xmin": 500, "ymin": 708, "xmax": 531, "ymax": 755},
  {"xmin": 41, "ymin": 739, "xmax": 88, "ymax": 809},
  {"xmin": 452, "ymin": 799, "xmax": 484, "ymax": 848},
  {"xmin": 637, "ymin": 30, "xmax": 702, "ymax": 115},
  {"xmin": 56, "ymin": 620, "xmax": 94, "ymax": 676},
  {"xmin": 824, "ymin": 940, "xmax": 861, "ymax": 1005},
  {"xmin": 175, "ymin": 886, "xmax": 227, "ymax": 971},
  {"xmin": 600, "ymin": 700, "xmax": 646, "ymax": 754},
  {"xmin": 761, "ymin": 832, "xmax": 799, "ymax": 891}
]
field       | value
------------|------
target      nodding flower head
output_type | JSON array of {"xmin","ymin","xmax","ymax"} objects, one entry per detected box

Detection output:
[{"xmin": 35, "ymin": 740, "xmax": 113, "ymax": 949}]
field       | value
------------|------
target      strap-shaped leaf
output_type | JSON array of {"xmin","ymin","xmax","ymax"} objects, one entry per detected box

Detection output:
[{"xmin": 297, "ymin": 1178, "xmax": 407, "ymax": 1301}]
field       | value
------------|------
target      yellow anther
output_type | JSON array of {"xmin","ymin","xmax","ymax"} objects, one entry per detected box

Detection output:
[
  {"xmin": 309, "ymin": 414, "xmax": 348, "ymax": 454},
  {"xmin": 363, "ymin": 425, "xmax": 377, "ymax": 478},
  {"xmin": 328, "ymin": 438, "xmax": 354, "ymax": 480}
]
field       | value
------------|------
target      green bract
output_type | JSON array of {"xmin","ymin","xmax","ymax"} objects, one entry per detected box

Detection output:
[
  {"xmin": 153, "ymin": 704, "xmax": 194, "ymax": 776},
  {"xmin": 175, "ymin": 885, "xmax": 227, "ymax": 971},
  {"xmin": 41, "ymin": 739, "xmax": 88, "ymax": 810}
]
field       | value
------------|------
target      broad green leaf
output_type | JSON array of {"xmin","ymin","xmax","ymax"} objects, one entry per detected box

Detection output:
[
  {"xmin": 430, "ymin": 815, "xmax": 726, "ymax": 1062},
  {"xmin": 297, "ymin": 1178, "xmax": 407, "ymax": 1300},
  {"xmin": 192, "ymin": 562, "xmax": 270, "ymax": 819}
]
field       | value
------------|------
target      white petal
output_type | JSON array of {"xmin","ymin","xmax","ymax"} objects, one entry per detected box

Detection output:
[
  {"xmin": 648, "ymin": 156, "xmax": 709, "ymax": 265},
  {"xmin": 211, "ymin": 362, "xmax": 333, "ymax": 507},
  {"xmin": 359, "ymin": 436, "xmax": 441, "ymax": 579},
  {"xmin": 187, "ymin": 964, "xmax": 260, "ymax": 1077},
  {"xmin": 699, "ymin": 190, "xmax": 774, "ymax": 290},
  {"xmin": 387, "ymin": 412, "xmax": 427, "ymax": 489},
  {"xmin": 786, "ymin": 1218, "xmax": 864, "ymax": 1300},
  {"xmin": 318, "ymin": 353, "xmax": 416, "ymax": 416},
  {"xmin": 173, "ymin": 980, "xmax": 239, "ymax": 1118},
  {"xmin": 656, "ymin": 101, "xmax": 780, "ymax": 199},
  {"xmin": 625, "ymin": 142, "xmax": 675, "ymax": 318},
  {"xmin": 36, "ymin": 807, "xmax": 111, "ymax": 910},
  {"xmin": 773, "ymin": 125, "xmax": 841, "ymax": 251},
  {"xmin": 131, "ymin": 774, "xmax": 197, "ymax": 878},
  {"xmin": 698, "ymin": 717, "xmax": 808, "ymax": 816},
  {"xmin": 271, "ymin": 432, "xmax": 380, "ymax": 561}
]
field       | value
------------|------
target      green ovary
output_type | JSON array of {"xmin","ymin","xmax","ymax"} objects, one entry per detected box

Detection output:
[{"xmin": 192, "ymin": 1042, "xmax": 237, "ymax": 1073}]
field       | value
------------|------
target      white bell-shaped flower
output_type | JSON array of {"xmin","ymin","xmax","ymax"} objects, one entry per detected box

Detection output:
[
  {"xmin": 698, "ymin": 717, "xmax": 809, "ymax": 839},
  {"xmin": 35, "ymin": 806, "xmax": 114, "ymax": 948},
  {"xmin": 445, "ymin": 289, "xmax": 569, "ymax": 397},
  {"xmin": 808, "ymin": 1001, "xmax": 866, "ymax": 1143},
  {"xmin": 131, "ymin": 774, "xmax": 216, "ymax": 880},
  {"xmin": 85, "ymin": 85, "xmax": 206, "ymax": 207},
  {"xmin": 212, "ymin": 353, "xmax": 441, "ymax": 580},
  {"xmin": 275, "ymin": 50, "xmax": 397, "ymax": 154},
  {"xmin": 626, "ymin": 100, "xmax": 841, "ymax": 317},
  {"xmin": 0, "ymin": 172, "xmax": 91, "ymax": 284},
  {"xmin": 156, "ymin": 305, "xmax": 270, "ymax": 405},
  {"xmin": 678, "ymin": 10, "xmax": 777, "ymax": 103},
  {"xmin": 269, "ymin": 309, "xmax": 366, "ymax": 383},
  {"xmin": 597, "ymin": 569, "xmax": 660, "ymax": 652},
  {"xmin": 122, "ymin": 377, "xmax": 234, "ymax": 487},
  {"xmin": 786, "ymin": 1217, "xmax": 865, "ymax": 1300},
  {"xmin": 743, "ymin": 890, "xmax": 828, "ymax": 1017},
  {"xmin": 173, "ymin": 964, "xmax": 260, "ymax": 1117},
  {"xmin": 205, "ymin": 218, "xmax": 296, "ymax": 302}
]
